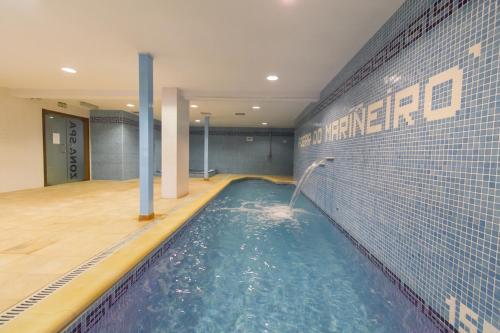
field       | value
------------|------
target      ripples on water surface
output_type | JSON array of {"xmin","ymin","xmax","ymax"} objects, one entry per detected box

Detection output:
[{"xmin": 94, "ymin": 180, "xmax": 437, "ymax": 333}]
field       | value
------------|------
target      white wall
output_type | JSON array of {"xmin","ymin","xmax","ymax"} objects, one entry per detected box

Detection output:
[
  {"xmin": 161, "ymin": 88, "xmax": 189, "ymax": 198},
  {"xmin": 0, "ymin": 88, "xmax": 89, "ymax": 193}
]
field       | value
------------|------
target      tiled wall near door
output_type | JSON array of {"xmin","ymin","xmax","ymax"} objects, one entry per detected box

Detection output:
[
  {"xmin": 294, "ymin": 0, "xmax": 499, "ymax": 332},
  {"xmin": 90, "ymin": 110, "xmax": 161, "ymax": 180}
]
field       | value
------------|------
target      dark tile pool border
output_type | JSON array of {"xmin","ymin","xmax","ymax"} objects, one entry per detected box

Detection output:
[
  {"xmin": 64, "ymin": 180, "xmax": 455, "ymax": 333},
  {"xmin": 63, "ymin": 213, "xmax": 197, "ymax": 333},
  {"xmin": 302, "ymin": 192, "xmax": 458, "ymax": 333},
  {"xmin": 63, "ymin": 178, "xmax": 293, "ymax": 332}
]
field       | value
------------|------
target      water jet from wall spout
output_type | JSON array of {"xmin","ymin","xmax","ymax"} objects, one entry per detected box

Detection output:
[{"xmin": 289, "ymin": 157, "xmax": 334, "ymax": 209}]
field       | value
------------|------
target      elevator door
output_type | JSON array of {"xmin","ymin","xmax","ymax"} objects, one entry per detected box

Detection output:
[{"xmin": 44, "ymin": 112, "xmax": 86, "ymax": 186}]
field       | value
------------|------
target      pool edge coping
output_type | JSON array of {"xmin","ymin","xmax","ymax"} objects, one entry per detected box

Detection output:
[{"xmin": 0, "ymin": 175, "xmax": 293, "ymax": 333}]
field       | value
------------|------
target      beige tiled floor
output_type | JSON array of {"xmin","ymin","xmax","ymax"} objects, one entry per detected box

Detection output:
[{"xmin": 0, "ymin": 175, "xmax": 247, "ymax": 313}]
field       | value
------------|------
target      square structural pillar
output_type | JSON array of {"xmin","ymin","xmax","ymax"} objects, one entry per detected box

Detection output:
[
  {"xmin": 204, "ymin": 116, "xmax": 209, "ymax": 180},
  {"xmin": 161, "ymin": 88, "xmax": 189, "ymax": 198},
  {"xmin": 138, "ymin": 53, "xmax": 155, "ymax": 221}
]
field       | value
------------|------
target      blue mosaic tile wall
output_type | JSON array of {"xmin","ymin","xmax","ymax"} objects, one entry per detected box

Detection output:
[
  {"xmin": 90, "ymin": 110, "xmax": 162, "ymax": 180},
  {"xmin": 294, "ymin": 1, "xmax": 499, "ymax": 332},
  {"xmin": 190, "ymin": 127, "xmax": 294, "ymax": 176}
]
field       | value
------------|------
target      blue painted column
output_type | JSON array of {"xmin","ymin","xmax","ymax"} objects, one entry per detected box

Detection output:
[
  {"xmin": 138, "ymin": 53, "xmax": 154, "ymax": 220},
  {"xmin": 204, "ymin": 116, "xmax": 209, "ymax": 180}
]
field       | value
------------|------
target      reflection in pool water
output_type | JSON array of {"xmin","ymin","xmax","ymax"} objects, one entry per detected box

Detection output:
[{"xmin": 93, "ymin": 180, "xmax": 437, "ymax": 333}]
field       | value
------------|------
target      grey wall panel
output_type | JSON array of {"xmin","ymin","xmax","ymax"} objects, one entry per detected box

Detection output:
[
  {"xmin": 189, "ymin": 127, "xmax": 294, "ymax": 176},
  {"xmin": 91, "ymin": 114, "xmax": 293, "ymax": 179},
  {"xmin": 90, "ymin": 110, "xmax": 162, "ymax": 180},
  {"xmin": 154, "ymin": 129, "xmax": 161, "ymax": 176},
  {"xmin": 90, "ymin": 110, "xmax": 125, "ymax": 180},
  {"xmin": 122, "ymin": 122, "xmax": 139, "ymax": 180}
]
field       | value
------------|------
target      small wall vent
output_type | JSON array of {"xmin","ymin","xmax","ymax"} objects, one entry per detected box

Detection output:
[
  {"xmin": 80, "ymin": 101, "xmax": 99, "ymax": 109},
  {"xmin": 57, "ymin": 102, "xmax": 68, "ymax": 109},
  {"xmin": 235, "ymin": 113, "xmax": 246, "ymax": 116}
]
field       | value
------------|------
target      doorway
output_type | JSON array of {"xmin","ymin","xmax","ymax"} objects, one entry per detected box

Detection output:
[{"xmin": 42, "ymin": 109, "xmax": 90, "ymax": 186}]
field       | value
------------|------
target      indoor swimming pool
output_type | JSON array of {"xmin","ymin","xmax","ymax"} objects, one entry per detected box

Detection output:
[{"xmin": 87, "ymin": 180, "xmax": 437, "ymax": 332}]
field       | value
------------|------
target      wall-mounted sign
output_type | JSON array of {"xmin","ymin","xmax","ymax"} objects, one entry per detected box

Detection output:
[
  {"xmin": 52, "ymin": 132, "xmax": 60, "ymax": 145},
  {"xmin": 299, "ymin": 65, "xmax": 463, "ymax": 149}
]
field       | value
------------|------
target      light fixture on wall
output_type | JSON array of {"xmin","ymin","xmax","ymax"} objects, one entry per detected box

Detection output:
[
  {"xmin": 190, "ymin": 104, "xmax": 199, "ymax": 108},
  {"xmin": 61, "ymin": 67, "xmax": 77, "ymax": 74},
  {"xmin": 195, "ymin": 119, "xmax": 201, "ymax": 123},
  {"xmin": 266, "ymin": 75, "xmax": 279, "ymax": 81},
  {"xmin": 126, "ymin": 103, "xmax": 135, "ymax": 108},
  {"xmin": 252, "ymin": 106, "xmax": 261, "ymax": 110},
  {"xmin": 262, "ymin": 122, "xmax": 268, "ymax": 126}
]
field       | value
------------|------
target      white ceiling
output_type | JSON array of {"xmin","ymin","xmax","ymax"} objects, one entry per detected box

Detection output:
[{"xmin": 0, "ymin": 0, "xmax": 403, "ymax": 127}]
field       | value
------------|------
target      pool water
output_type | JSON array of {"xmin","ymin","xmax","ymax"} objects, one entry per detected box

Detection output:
[{"xmin": 94, "ymin": 180, "xmax": 437, "ymax": 333}]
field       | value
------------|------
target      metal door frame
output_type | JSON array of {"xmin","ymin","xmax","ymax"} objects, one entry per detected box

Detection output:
[{"xmin": 42, "ymin": 109, "xmax": 90, "ymax": 186}]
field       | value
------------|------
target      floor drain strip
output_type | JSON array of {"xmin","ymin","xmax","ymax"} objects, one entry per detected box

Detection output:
[{"xmin": 0, "ymin": 178, "xmax": 232, "ymax": 326}]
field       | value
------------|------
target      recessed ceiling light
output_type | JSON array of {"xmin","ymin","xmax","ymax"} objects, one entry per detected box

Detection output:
[
  {"xmin": 195, "ymin": 119, "xmax": 201, "ymax": 123},
  {"xmin": 61, "ymin": 67, "xmax": 77, "ymax": 74},
  {"xmin": 252, "ymin": 106, "xmax": 261, "ymax": 110},
  {"xmin": 126, "ymin": 103, "xmax": 135, "ymax": 108},
  {"xmin": 266, "ymin": 75, "xmax": 279, "ymax": 81},
  {"xmin": 262, "ymin": 122, "xmax": 268, "ymax": 126},
  {"xmin": 191, "ymin": 104, "xmax": 199, "ymax": 108}
]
